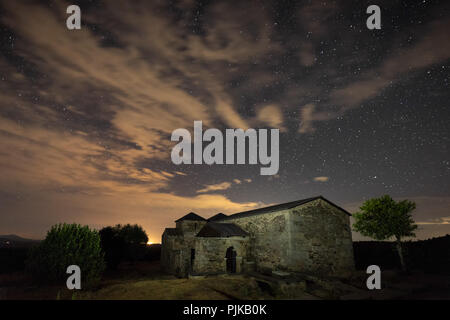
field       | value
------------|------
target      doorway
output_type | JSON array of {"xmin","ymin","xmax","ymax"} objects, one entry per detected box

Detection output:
[
  {"xmin": 225, "ymin": 247, "xmax": 237, "ymax": 273},
  {"xmin": 190, "ymin": 248, "xmax": 195, "ymax": 271}
]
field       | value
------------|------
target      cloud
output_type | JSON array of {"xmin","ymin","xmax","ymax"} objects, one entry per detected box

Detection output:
[
  {"xmin": 187, "ymin": 1, "xmax": 278, "ymax": 63},
  {"xmin": 256, "ymin": 105, "xmax": 286, "ymax": 131},
  {"xmin": 417, "ymin": 217, "xmax": 450, "ymax": 225},
  {"xmin": 299, "ymin": 104, "xmax": 316, "ymax": 133},
  {"xmin": 299, "ymin": 104, "xmax": 334, "ymax": 134},
  {"xmin": 160, "ymin": 171, "xmax": 175, "ymax": 178},
  {"xmin": 0, "ymin": 0, "xmax": 281, "ymax": 193},
  {"xmin": 313, "ymin": 176, "xmax": 329, "ymax": 182},
  {"xmin": 297, "ymin": 15, "xmax": 450, "ymax": 133},
  {"xmin": 1, "ymin": 1, "xmax": 448, "ymax": 242},
  {"xmin": 197, "ymin": 182, "xmax": 233, "ymax": 193},
  {"xmin": 0, "ymin": 186, "xmax": 261, "ymax": 242},
  {"xmin": 331, "ymin": 17, "xmax": 450, "ymax": 107},
  {"xmin": 0, "ymin": 1, "xmax": 280, "ymax": 240},
  {"xmin": 298, "ymin": 2, "xmax": 337, "ymax": 37},
  {"xmin": 299, "ymin": 42, "xmax": 316, "ymax": 66}
]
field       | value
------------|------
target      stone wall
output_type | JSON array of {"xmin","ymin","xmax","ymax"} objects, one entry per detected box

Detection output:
[
  {"xmin": 217, "ymin": 210, "xmax": 292, "ymax": 273},
  {"xmin": 161, "ymin": 233, "xmax": 180, "ymax": 275},
  {"xmin": 162, "ymin": 198, "xmax": 354, "ymax": 278},
  {"xmin": 192, "ymin": 237, "xmax": 249, "ymax": 275},
  {"xmin": 161, "ymin": 231, "xmax": 197, "ymax": 277},
  {"xmin": 287, "ymin": 199, "xmax": 355, "ymax": 276},
  {"xmin": 217, "ymin": 198, "xmax": 355, "ymax": 277},
  {"xmin": 176, "ymin": 220, "xmax": 207, "ymax": 236}
]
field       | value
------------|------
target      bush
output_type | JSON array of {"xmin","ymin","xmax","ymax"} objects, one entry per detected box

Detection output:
[{"xmin": 26, "ymin": 223, "xmax": 105, "ymax": 287}]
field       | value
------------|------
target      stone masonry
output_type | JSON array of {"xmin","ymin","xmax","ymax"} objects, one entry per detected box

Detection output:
[{"xmin": 161, "ymin": 196, "xmax": 355, "ymax": 278}]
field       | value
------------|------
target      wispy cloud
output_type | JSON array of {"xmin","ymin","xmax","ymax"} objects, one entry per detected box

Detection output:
[
  {"xmin": 331, "ymin": 17, "xmax": 450, "ymax": 108},
  {"xmin": 0, "ymin": 1, "xmax": 277, "ymax": 239},
  {"xmin": 197, "ymin": 182, "xmax": 233, "ymax": 194},
  {"xmin": 298, "ymin": 15, "xmax": 450, "ymax": 133},
  {"xmin": 417, "ymin": 217, "xmax": 450, "ymax": 225}
]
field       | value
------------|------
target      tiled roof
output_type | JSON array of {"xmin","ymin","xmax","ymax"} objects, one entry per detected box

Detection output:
[
  {"xmin": 215, "ymin": 196, "xmax": 351, "ymax": 221},
  {"xmin": 196, "ymin": 222, "xmax": 248, "ymax": 238}
]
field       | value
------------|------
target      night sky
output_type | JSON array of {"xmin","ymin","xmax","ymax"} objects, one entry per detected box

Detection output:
[{"xmin": 0, "ymin": 0, "xmax": 449, "ymax": 243}]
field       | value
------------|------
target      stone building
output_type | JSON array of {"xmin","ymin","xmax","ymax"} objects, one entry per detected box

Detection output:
[{"xmin": 161, "ymin": 196, "xmax": 355, "ymax": 278}]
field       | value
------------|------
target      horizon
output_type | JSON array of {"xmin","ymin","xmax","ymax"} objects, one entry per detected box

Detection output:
[{"xmin": 3, "ymin": 193, "xmax": 449, "ymax": 243}]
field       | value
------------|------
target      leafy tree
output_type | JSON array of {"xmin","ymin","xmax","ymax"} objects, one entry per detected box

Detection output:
[
  {"xmin": 27, "ymin": 223, "xmax": 105, "ymax": 287},
  {"xmin": 353, "ymin": 195, "xmax": 417, "ymax": 271},
  {"xmin": 99, "ymin": 226, "xmax": 127, "ymax": 269},
  {"xmin": 99, "ymin": 224, "xmax": 148, "ymax": 269},
  {"xmin": 118, "ymin": 224, "xmax": 148, "ymax": 245}
]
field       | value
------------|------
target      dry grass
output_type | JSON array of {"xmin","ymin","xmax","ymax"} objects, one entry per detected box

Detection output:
[
  {"xmin": 1, "ymin": 262, "xmax": 274, "ymax": 300},
  {"xmin": 77, "ymin": 278, "xmax": 228, "ymax": 300},
  {"xmin": 76, "ymin": 272, "xmax": 275, "ymax": 300}
]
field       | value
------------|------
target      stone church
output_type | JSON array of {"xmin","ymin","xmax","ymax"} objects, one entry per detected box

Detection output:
[{"xmin": 161, "ymin": 196, "xmax": 355, "ymax": 278}]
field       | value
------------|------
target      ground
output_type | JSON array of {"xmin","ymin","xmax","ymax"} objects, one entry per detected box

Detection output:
[{"xmin": 0, "ymin": 261, "xmax": 449, "ymax": 300}]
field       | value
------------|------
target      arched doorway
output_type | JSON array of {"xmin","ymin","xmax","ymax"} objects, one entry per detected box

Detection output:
[{"xmin": 225, "ymin": 247, "xmax": 237, "ymax": 273}]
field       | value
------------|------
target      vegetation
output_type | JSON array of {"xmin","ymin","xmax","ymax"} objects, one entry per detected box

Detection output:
[
  {"xmin": 0, "ymin": 247, "xmax": 29, "ymax": 274},
  {"xmin": 26, "ymin": 223, "xmax": 105, "ymax": 287},
  {"xmin": 99, "ymin": 224, "xmax": 148, "ymax": 269},
  {"xmin": 353, "ymin": 235, "xmax": 450, "ymax": 274},
  {"xmin": 77, "ymin": 275, "xmax": 276, "ymax": 300},
  {"xmin": 353, "ymin": 195, "xmax": 418, "ymax": 271}
]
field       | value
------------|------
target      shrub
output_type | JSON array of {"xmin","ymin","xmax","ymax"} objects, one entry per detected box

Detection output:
[{"xmin": 27, "ymin": 223, "xmax": 105, "ymax": 287}]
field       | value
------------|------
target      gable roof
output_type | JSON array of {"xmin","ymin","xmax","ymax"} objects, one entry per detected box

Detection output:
[
  {"xmin": 175, "ymin": 212, "xmax": 206, "ymax": 222},
  {"xmin": 208, "ymin": 213, "xmax": 228, "ymax": 221},
  {"xmin": 216, "ymin": 196, "xmax": 351, "ymax": 221},
  {"xmin": 196, "ymin": 222, "xmax": 248, "ymax": 238}
]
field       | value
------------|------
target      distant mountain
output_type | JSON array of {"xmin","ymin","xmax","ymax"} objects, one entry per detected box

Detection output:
[{"xmin": 0, "ymin": 234, "xmax": 41, "ymax": 248}]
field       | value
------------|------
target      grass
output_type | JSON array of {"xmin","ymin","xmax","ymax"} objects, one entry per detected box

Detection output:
[
  {"xmin": 78, "ymin": 278, "xmax": 229, "ymax": 300},
  {"xmin": 0, "ymin": 261, "xmax": 274, "ymax": 300},
  {"xmin": 3, "ymin": 261, "xmax": 448, "ymax": 300}
]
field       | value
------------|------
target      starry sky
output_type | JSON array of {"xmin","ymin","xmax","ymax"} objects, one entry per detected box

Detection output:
[{"xmin": 0, "ymin": 0, "xmax": 449, "ymax": 243}]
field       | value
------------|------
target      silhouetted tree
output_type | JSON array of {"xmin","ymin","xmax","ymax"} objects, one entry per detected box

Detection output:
[
  {"xmin": 99, "ymin": 224, "xmax": 148, "ymax": 269},
  {"xmin": 353, "ymin": 195, "xmax": 417, "ymax": 271},
  {"xmin": 99, "ymin": 226, "xmax": 126, "ymax": 269},
  {"xmin": 118, "ymin": 224, "xmax": 148, "ymax": 245}
]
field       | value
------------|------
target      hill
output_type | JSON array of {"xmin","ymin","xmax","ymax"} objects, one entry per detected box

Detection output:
[{"xmin": 0, "ymin": 234, "xmax": 41, "ymax": 248}]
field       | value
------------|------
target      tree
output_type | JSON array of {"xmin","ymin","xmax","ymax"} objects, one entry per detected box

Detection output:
[
  {"xmin": 99, "ymin": 224, "xmax": 148, "ymax": 269},
  {"xmin": 99, "ymin": 226, "xmax": 127, "ymax": 269},
  {"xmin": 117, "ymin": 224, "xmax": 148, "ymax": 245},
  {"xmin": 27, "ymin": 223, "xmax": 105, "ymax": 287},
  {"xmin": 353, "ymin": 195, "xmax": 417, "ymax": 272}
]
